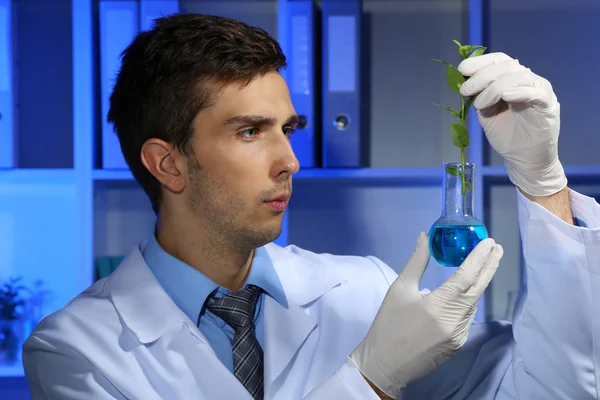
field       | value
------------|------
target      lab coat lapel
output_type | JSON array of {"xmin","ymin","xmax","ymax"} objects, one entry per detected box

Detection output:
[
  {"xmin": 110, "ymin": 242, "xmax": 347, "ymax": 398},
  {"xmin": 108, "ymin": 244, "xmax": 218, "ymax": 352},
  {"xmin": 109, "ymin": 243, "xmax": 194, "ymax": 343},
  {"xmin": 109, "ymin": 244, "xmax": 260, "ymax": 399},
  {"xmin": 263, "ymin": 296, "xmax": 317, "ymax": 397},
  {"xmin": 263, "ymin": 244, "xmax": 346, "ymax": 398}
]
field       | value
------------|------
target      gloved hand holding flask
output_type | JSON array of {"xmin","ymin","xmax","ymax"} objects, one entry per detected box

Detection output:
[{"xmin": 349, "ymin": 232, "xmax": 503, "ymax": 398}]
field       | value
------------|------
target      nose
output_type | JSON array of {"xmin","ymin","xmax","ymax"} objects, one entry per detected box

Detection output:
[{"xmin": 270, "ymin": 133, "xmax": 300, "ymax": 180}]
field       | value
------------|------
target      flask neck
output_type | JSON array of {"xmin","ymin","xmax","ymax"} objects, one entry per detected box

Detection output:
[{"xmin": 441, "ymin": 163, "xmax": 476, "ymax": 217}]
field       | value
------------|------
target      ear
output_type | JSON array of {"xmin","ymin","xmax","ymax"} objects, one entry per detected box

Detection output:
[{"xmin": 140, "ymin": 138, "xmax": 186, "ymax": 193}]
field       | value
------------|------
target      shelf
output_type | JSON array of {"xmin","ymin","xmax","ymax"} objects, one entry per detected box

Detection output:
[
  {"xmin": 93, "ymin": 165, "xmax": 600, "ymax": 184},
  {"xmin": 296, "ymin": 168, "xmax": 441, "ymax": 182},
  {"xmin": 481, "ymin": 166, "xmax": 508, "ymax": 177},
  {"xmin": 0, "ymin": 365, "xmax": 24, "ymax": 378},
  {"xmin": 565, "ymin": 165, "xmax": 600, "ymax": 179},
  {"xmin": 93, "ymin": 169, "xmax": 134, "ymax": 181},
  {"xmin": 481, "ymin": 165, "xmax": 600, "ymax": 181},
  {"xmin": 94, "ymin": 167, "xmax": 443, "ymax": 183},
  {"xmin": 0, "ymin": 168, "xmax": 74, "ymax": 179}
]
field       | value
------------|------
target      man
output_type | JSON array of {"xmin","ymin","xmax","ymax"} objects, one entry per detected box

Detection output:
[{"xmin": 23, "ymin": 14, "xmax": 599, "ymax": 400}]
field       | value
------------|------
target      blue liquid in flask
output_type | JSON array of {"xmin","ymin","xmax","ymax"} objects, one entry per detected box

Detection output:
[{"xmin": 428, "ymin": 222, "xmax": 489, "ymax": 268}]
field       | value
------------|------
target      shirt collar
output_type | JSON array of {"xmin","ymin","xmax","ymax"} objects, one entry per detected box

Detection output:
[
  {"xmin": 246, "ymin": 246, "xmax": 288, "ymax": 308},
  {"xmin": 142, "ymin": 233, "xmax": 288, "ymax": 324}
]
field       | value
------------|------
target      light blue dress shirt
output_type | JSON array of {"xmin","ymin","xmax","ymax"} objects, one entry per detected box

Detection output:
[
  {"xmin": 142, "ymin": 233, "xmax": 288, "ymax": 373},
  {"xmin": 573, "ymin": 216, "xmax": 587, "ymax": 227}
]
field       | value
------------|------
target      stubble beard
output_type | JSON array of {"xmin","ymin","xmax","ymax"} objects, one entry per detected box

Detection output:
[{"xmin": 187, "ymin": 158, "xmax": 281, "ymax": 251}]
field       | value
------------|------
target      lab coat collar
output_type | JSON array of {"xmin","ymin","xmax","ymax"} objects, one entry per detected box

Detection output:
[
  {"xmin": 108, "ymin": 241, "xmax": 197, "ymax": 344},
  {"xmin": 109, "ymin": 242, "xmax": 345, "ymax": 345},
  {"xmin": 264, "ymin": 243, "xmax": 346, "ymax": 306},
  {"xmin": 109, "ymin": 241, "xmax": 347, "ymax": 397},
  {"xmin": 262, "ymin": 243, "xmax": 347, "ymax": 397}
]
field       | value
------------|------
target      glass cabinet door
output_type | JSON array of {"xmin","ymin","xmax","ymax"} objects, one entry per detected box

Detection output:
[
  {"xmin": 362, "ymin": 0, "xmax": 474, "ymax": 168},
  {"xmin": 485, "ymin": 0, "xmax": 600, "ymax": 167},
  {"xmin": 0, "ymin": 0, "xmax": 82, "ymax": 379},
  {"xmin": 1, "ymin": 0, "xmax": 75, "ymax": 169}
]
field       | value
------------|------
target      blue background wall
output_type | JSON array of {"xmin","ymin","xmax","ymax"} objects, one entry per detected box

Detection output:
[{"xmin": 1, "ymin": 0, "xmax": 599, "ymax": 398}]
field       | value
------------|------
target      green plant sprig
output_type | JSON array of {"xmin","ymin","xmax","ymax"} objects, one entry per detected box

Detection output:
[{"xmin": 431, "ymin": 40, "xmax": 487, "ymax": 195}]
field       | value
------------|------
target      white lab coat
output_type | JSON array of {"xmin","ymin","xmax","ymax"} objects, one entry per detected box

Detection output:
[{"xmin": 23, "ymin": 189, "xmax": 600, "ymax": 400}]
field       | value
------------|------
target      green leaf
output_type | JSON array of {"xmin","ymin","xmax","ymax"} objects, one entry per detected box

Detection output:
[
  {"xmin": 466, "ymin": 180, "xmax": 473, "ymax": 190},
  {"xmin": 433, "ymin": 103, "xmax": 461, "ymax": 120},
  {"xmin": 446, "ymin": 66, "xmax": 465, "ymax": 94},
  {"xmin": 469, "ymin": 47, "xmax": 487, "ymax": 58},
  {"xmin": 457, "ymin": 45, "xmax": 470, "ymax": 59},
  {"xmin": 452, "ymin": 39, "xmax": 463, "ymax": 48},
  {"xmin": 460, "ymin": 96, "xmax": 476, "ymax": 120},
  {"xmin": 430, "ymin": 58, "xmax": 454, "ymax": 68},
  {"xmin": 445, "ymin": 165, "xmax": 461, "ymax": 177},
  {"xmin": 450, "ymin": 122, "xmax": 470, "ymax": 148}
]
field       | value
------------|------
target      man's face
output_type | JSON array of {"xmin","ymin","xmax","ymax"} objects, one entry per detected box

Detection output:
[{"xmin": 185, "ymin": 71, "xmax": 300, "ymax": 248}]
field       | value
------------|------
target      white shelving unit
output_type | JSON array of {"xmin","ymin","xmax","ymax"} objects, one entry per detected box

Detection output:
[{"xmin": 1, "ymin": 0, "xmax": 599, "ymax": 383}]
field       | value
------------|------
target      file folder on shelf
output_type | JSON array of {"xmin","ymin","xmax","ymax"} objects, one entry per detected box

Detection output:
[
  {"xmin": 279, "ymin": 0, "xmax": 320, "ymax": 168},
  {"xmin": 99, "ymin": 1, "xmax": 139, "ymax": 169},
  {"xmin": 322, "ymin": 0, "xmax": 364, "ymax": 168},
  {"xmin": 139, "ymin": 0, "xmax": 179, "ymax": 32},
  {"xmin": 0, "ymin": 0, "xmax": 15, "ymax": 168}
]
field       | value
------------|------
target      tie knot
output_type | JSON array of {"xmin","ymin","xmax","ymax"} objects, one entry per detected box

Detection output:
[{"xmin": 206, "ymin": 285, "xmax": 262, "ymax": 330}]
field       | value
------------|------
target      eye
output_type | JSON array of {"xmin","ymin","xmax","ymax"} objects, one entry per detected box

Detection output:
[
  {"xmin": 238, "ymin": 127, "xmax": 259, "ymax": 139},
  {"xmin": 283, "ymin": 126, "xmax": 297, "ymax": 137}
]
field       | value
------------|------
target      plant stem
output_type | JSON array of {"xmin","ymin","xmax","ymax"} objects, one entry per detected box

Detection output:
[
  {"xmin": 460, "ymin": 95, "xmax": 466, "ymax": 196},
  {"xmin": 461, "ymin": 147, "xmax": 466, "ymax": 195}
]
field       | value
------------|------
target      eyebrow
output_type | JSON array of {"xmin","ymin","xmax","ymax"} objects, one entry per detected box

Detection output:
[{"xmin": 222, "ymin": 114, "xmax": 300, "ymax": 127}]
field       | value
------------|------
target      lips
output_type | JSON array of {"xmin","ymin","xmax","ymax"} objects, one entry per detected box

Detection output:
[
  {"xmin": 268, "ymin": 194, "xmax": 290, "ymax": 202},
  {"xmin": 264, "ymin": 193, "xmax": 290, "ymax": 212}
]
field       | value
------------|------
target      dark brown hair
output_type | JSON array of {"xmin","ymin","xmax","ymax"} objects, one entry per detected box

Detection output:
[{"xmin": 107, "ymin": 14, "xmax": 287, "ymax": 214}]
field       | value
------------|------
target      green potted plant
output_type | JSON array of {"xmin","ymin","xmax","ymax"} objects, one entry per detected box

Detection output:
[
  {"xmin": 0, "ymin": 277, "xmax": 50, "ymax": 365},
  {"xmin": 427, "ymin": 40, "xmax": 490, "ymax": 268}
]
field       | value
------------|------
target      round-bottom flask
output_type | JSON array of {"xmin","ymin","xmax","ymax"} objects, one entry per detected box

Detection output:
[{"xmin": 428, "ymin": 163, "xmax": 489, "ymax": 267}]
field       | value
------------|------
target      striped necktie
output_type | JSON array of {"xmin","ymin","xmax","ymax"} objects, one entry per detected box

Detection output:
[{"xmin": 206, "ymin": 285, "xmax": 264, "ymax": 400}]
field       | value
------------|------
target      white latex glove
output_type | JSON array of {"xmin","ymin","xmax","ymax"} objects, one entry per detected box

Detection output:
[
  {"xmin": 349, "ymin": 233, "xmax": 503, "ymax": 398},
  {"xmin": 458, "ymin": 52, "xmax": 567, "ymax": 197}
]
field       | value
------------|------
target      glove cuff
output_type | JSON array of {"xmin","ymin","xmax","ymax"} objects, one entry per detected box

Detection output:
[
  {"xmin": 505, "ymin": 158, "xmax": 568, "ymax": 197},
  {"xmin": 348, "ymin": 348, "xmax": 406, "ymax": 398}
]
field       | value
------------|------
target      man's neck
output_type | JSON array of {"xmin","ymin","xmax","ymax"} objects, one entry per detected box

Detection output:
[{"xmin": 155, "ymin": 217, "xmax": 254, "ymax": 292}]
